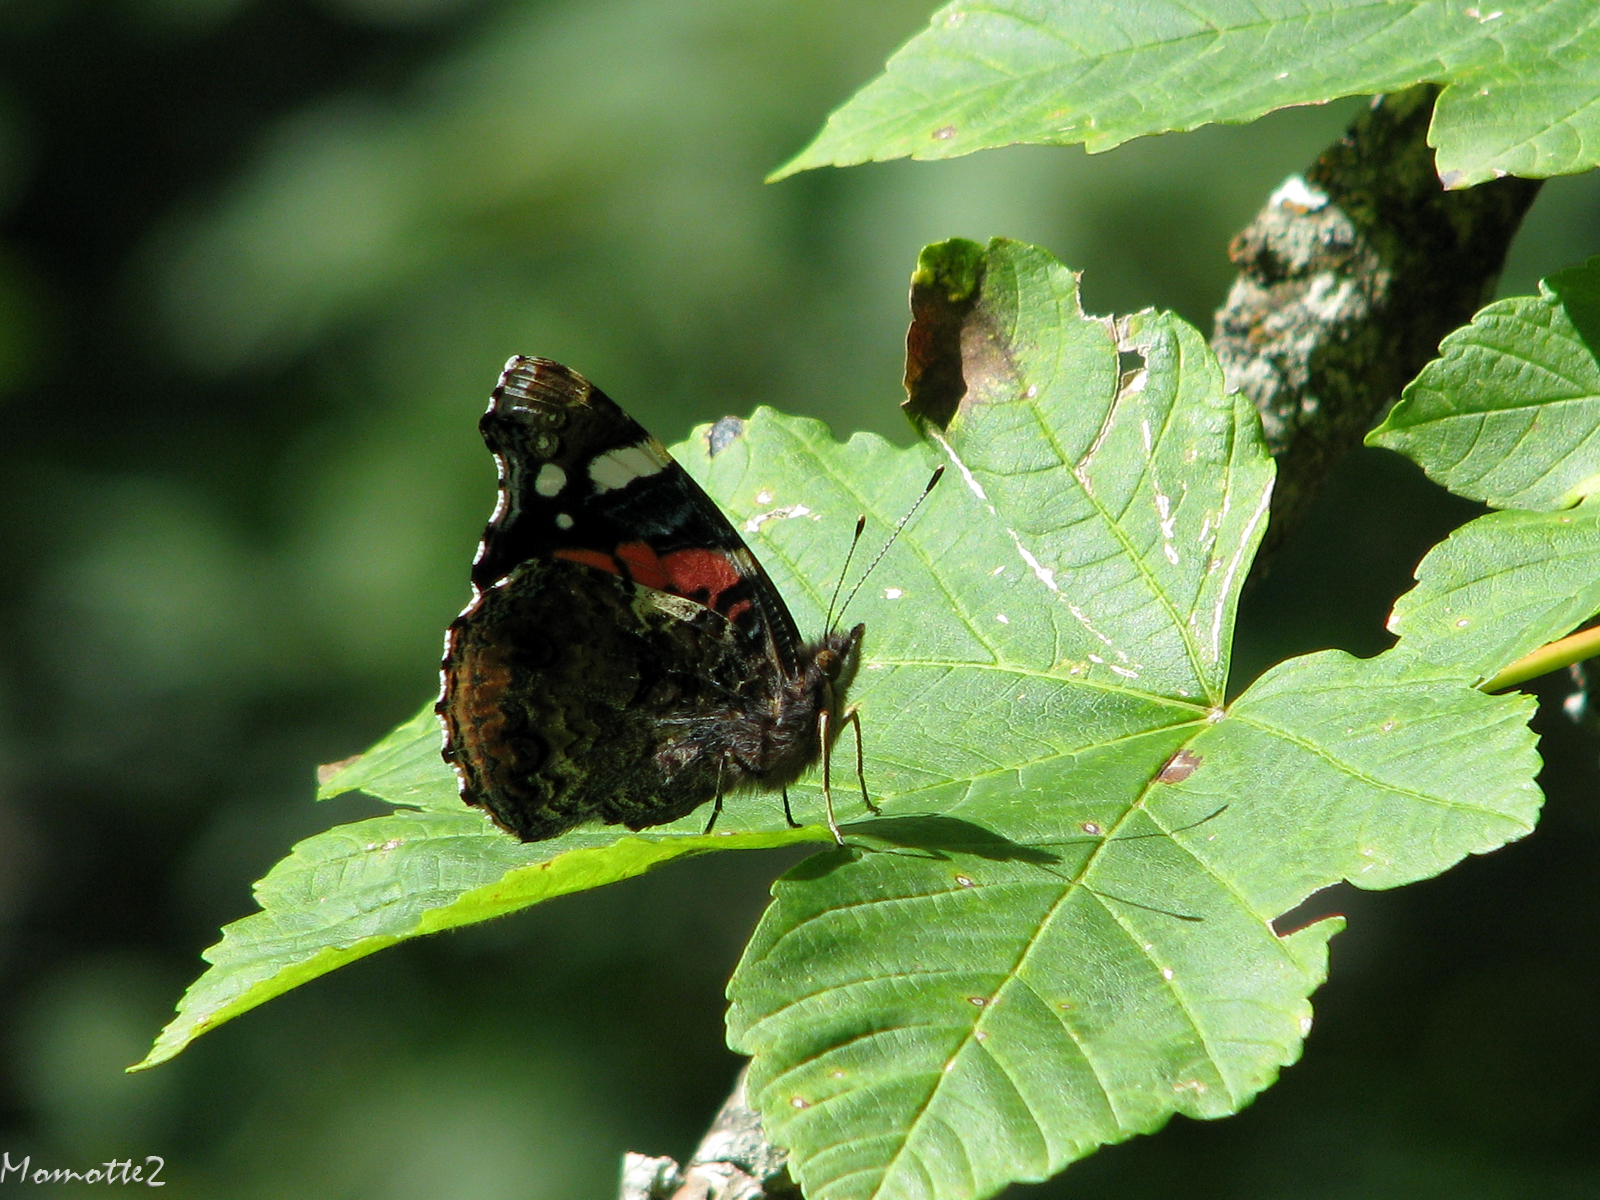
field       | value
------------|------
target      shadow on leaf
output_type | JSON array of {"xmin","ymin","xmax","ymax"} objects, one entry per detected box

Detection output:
[{"xmin": 783, "ymin": 815, "xmax": 1063, "ymax": 881}]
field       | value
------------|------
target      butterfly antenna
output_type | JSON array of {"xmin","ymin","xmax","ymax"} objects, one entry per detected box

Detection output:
[
  {"xmin": 824, "ymin": 515, "xmax": 868, "ymax": 630},
  {"xmin": 834, "ymin": 466, "xmax": 945, "ymax": 625}
]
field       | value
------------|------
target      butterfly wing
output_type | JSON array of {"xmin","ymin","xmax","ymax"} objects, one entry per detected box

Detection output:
[{"xmin": 437, "ymin": 357, "xmax": 807, "ymax": 841}]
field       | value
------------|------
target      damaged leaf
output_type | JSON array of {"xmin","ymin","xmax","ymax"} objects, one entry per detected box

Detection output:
[{"xmin": 728, "ymin": 238, "xmax": 1542, "ymax": 1200}]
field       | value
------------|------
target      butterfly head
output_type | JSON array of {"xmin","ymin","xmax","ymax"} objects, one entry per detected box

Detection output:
[{"xmin": 814, "ymin": 622, "xmax": 864, "ymax": 685}]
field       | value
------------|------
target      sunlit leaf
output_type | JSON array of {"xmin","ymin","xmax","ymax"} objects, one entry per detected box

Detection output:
[
  {"xmin": 317, "ymin": 701, "xmax": 458, "ymax": 811},
  {"xmin": 1387, "ymin": 500, "xmax": 1600, "ymax": 682},
  {"xmin": 143, "ymin": 241, "xmax": 1545, "ymax": 1200},
  {"xmin": 774, "ymin": 0, "xmax": 1600, "ymax": 189},
  {"xmin": 725, "ymin": 238, "xmax": 1541, "ymax": 1200},
  {"xmin": 1370, "ymin": 257, "xmax": 1600, "ymax": 510},
  {"xmin": 135, "ymin": 797, "xmax": 830, "ymax": 1071}
]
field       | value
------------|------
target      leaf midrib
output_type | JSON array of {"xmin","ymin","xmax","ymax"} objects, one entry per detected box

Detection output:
[
  {"xmin": 858, "ymin": 731, "xmax": 1242, "ymax": 1195},
  {"xmin": 825, "ymin": 0, "xmax": 1502, "ymax": 143}
]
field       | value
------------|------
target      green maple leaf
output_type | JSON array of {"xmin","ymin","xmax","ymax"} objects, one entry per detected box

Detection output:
[
  {"xmin": 725, "ymin": 239, "xmax": 1542, "ymax": 1199},
  {"xmin": 135, "ymin": 238, "xmax": 1548, "ymax": 1200},
  {"xmin": 1370, "ymin": 256, "xmax": 1600, "ymax": 510},
  {"xmin": 774, "ymin": 0, "xmax": 1600, "ymax": 189}
]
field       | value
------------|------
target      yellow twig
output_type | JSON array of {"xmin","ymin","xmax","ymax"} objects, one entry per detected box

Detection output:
[{"xmin": 1481, "ymin": 624, "xmax": 1600, "ymax": 693}]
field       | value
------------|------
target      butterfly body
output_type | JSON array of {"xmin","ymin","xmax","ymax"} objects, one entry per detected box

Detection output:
[{"xmin": 436, "ymin": 356, "xmax": 863, "ymax": 842}]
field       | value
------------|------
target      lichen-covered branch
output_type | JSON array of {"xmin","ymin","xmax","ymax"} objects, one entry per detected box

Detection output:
[
  {"xmin": 618, "ymin": 1064, "xmax": 800, "ymax": 1200},
  {"xmin": 1212, "ymin": 85, "xmax": 1542, "ymax": 568}
]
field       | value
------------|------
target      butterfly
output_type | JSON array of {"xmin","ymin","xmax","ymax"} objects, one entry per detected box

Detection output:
[{"xmin": 436, "ymin": 356, "xmax": 898, "ymax": 844}]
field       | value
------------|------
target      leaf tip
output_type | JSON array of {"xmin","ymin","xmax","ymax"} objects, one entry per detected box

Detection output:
[
  {"xmin": 765, "ymin": 132, "xmax": 863, "ymax": 183},
  {"xmin": 315, "ymin": 753, "xmax": 363, "ymax": 796}
]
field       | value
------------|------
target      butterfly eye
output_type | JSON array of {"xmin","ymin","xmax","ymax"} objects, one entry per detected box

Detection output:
[{"xmin": 814, "ymin": 649, "xmax": 839, "ymax": 675}]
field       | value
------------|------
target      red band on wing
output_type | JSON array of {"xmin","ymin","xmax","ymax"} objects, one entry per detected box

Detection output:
[
  {"xmin": 553, "ymin": 547, "xmax": 622, "ymax": 576},
  {"xmin": 614, "ymin": 541, "xmax": 672, "ymax": 591},
  {"xmin": 559, "ymin": 543, "xmax": 751, "ymax": 621},
  {"xmin": 660, "ymin": 547, "xmax": 744, "ymax": 611}
]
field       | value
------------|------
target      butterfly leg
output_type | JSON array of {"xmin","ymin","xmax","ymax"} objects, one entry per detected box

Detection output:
[
  {"xmin": 817, "ymin": 709, "xmax": 845, "ymax": 845},
  {"xmin": 781, "ymin": 787, "xmax": 801, "ymax": 829},
  {"xmin": 703, "ymin": 759, "xmax": 727, "ymax": 836},
  {"xmin": 838, "ymin": 705, "xmax": 878, "ymax": 815}
]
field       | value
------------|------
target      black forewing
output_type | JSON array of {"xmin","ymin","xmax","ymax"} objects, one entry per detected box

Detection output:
[{"xmin": 468, "ymin": 356, "xmax": 806, "ymax": 675}]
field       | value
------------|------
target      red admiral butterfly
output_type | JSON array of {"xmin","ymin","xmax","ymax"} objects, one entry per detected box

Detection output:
[{"xmin": 437, "ymin": 356, "xmax": 888, "ymax": 844}]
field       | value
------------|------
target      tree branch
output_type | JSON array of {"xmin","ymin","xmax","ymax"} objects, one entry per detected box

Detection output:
[
  {"xmin": 617, "ymin": 1064, "xmax": 799, "ymax": 1200},
  {"xmin": 1212, "ymin": 84, "xmax": 1542, "ymax": 574}
]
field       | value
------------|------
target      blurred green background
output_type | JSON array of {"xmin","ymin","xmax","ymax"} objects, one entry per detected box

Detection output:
[{"xmin": 2, "ymin": 1, "xmax": 1599, "ymax": 1196}]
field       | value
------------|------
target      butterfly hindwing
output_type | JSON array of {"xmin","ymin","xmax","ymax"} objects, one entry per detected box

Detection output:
[{"xmin": 437, "ymin": 357, "xmax": 857, "ymax": 842}]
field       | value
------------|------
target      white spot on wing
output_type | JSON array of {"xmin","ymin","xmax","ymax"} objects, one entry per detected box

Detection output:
[
  {"xmin": 535, "ymin": 462, "xmax": 567, "ymax": 496},
  {"xmin": 555, "ymin": 512, "xmax": 574, "ymax": 530},
  {"xmin": 589, "ymin": 441, "xmax": 670, "ymax": 492}
]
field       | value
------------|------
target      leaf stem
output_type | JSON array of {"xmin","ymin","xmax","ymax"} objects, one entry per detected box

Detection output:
[{"xmin": 1481, "ymin": 625, "xmax": 1600, "ymax": 693}]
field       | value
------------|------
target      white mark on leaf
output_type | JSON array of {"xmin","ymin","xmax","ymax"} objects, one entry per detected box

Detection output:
[
  {"xmin": 1010, "ymin": 531, "xmax": 1059, "ymax": 591},
  {"xmin": 930, "ymin": 430, "xmax": 990, "ymax": 504},
  {"xmin": 1212, "ymin": 485, "xmax": 1272, "ymax": 665},
  {"xmin": 745, "ymin": 504, "xmax": 813, "ymax": 533}
]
